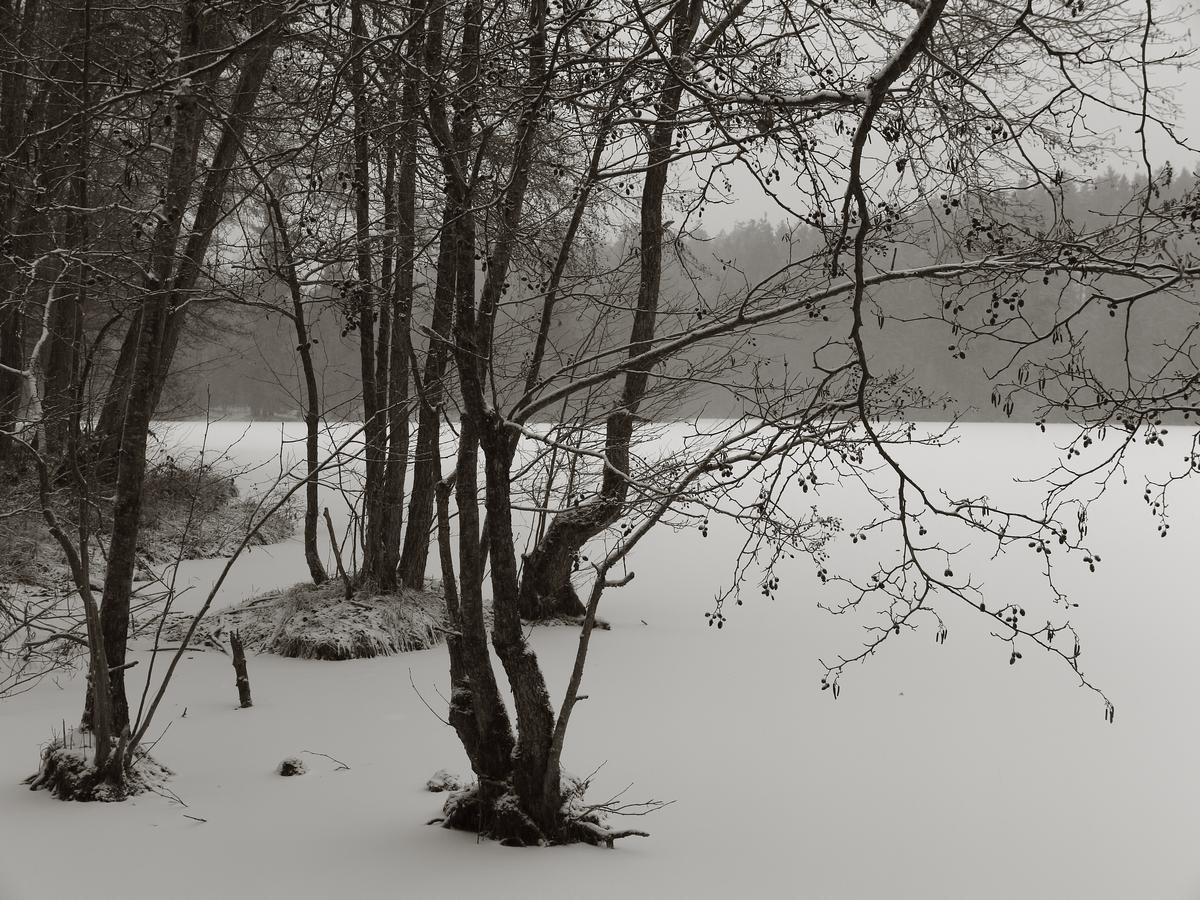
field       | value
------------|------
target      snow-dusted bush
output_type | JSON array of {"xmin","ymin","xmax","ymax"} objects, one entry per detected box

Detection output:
[{"xmin": 175, "ymin": 581, "xmax": 447, "ymax": 660}]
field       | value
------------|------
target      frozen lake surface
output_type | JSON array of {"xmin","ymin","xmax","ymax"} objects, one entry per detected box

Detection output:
[{"xmin": 1, "ymin": 420, "xmax": 1198, "ymax": 899}]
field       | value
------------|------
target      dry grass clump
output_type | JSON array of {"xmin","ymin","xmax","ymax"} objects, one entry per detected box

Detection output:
[{"xmin": 182, "ymin": 580, "xmax": 448, "ymax": 660}]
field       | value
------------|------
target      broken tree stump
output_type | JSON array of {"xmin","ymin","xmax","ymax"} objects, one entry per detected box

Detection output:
[{"xmin": 230, "ymin": 630, "xmax": 253, "ymax": 708}]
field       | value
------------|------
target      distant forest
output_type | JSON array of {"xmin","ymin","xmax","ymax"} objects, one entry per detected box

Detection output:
[{"xmin": 164, "ymin": 166, "xmax": 1199, "ymax": 424}]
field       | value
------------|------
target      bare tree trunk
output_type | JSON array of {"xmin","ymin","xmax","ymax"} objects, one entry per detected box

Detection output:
[
  {"xmin": 0, "ymin": 0, "xmax": 37, "ymax": 466},
  {"xmin": 445, "ymin": 0, "xmax": 566, "ymax": 836},
  {"xmin": 376, "ymin": 267, "xmax": 411, "ymax": 581},
  {"xmin": 88, "ymin": 0, "xmax": 212, "ymax": 733},
  {"xmin": 296, "ymin": 310, "xmax": 326, "ymax": 586},
  {"xmin": 264, "ymin": 186, "xmax": 327, "ymax": 584},
  {"xmin": 441, "ymin": 428, "xmax": 514, "ymax": 786},
  {"xmin": 92, "ymin": 9, "xmax": 282, "ymax": 469},
  {"xmin": 435, "ymin": 475, "xmax": 483, "ymax": 760},
  {"xmin": 349, "ymin": 0, "xmax": 388, "ymax": 588},
  {"xmin": 90, "ymin": 312, "xmax": 138, "ymax": 469},
  {"xmin": 42, "ymin": 278, "xmax": 79, "ymax": 454},
  {"xmin": 97, "ymin": 293, "xmax": 168, "ymax": 732},
  {"xmin": 39, "ymin": 15, "xmax": 89, "ymax": 456},
  {"xmin": 482, "ymin": 424, "xmax": 561, "ymax": 833},
  {"xmin": 379, "ymin": 0, "xmax": 425, "ymax": 584},
  {"xmin": 53, "ymin": 0, "xmax": 115, "ymax": 774},
  {"xmin": 397, "ymin": 201, "xmax": 456, "ymax": 589},
  {"xmin": 34, "ymin": 438, "xmax": 121, "ymax": 783},
  {"xmin": 395, "ymin": 0, "xmax": 460, "ymax": 591},
  {"xmin": 517, "ymin": 0, "xmax": 701, "ymax": 620},
  {"xmin": 0, "ymin": 307, "xmax": 21, "ymax": 463},
  {"xmin": 230, "ymin": 631, "xmax": 252, "ymax": 708}
]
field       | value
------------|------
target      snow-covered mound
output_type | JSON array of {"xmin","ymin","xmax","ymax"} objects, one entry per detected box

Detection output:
[
  {"xmin": 24, "ymin": 729, "xmax": 172, "ymax": 802},
  {"xmin": 170, "ymin": 581, "xmax": 448, "ymax": 659}
]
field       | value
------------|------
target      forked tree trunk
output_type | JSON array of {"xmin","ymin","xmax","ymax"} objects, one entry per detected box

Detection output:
[
  {"xmin": 481, "ymin": 424, "xmax": 562, "ymax": 833},
  {"xmin": 441, "ymin": 0, "xmax": 571, "ymax": 839},
  {"xmin": 516, "ymin": 0, "xmax": 700, "ymax": 620},
  {"xmin": 444, "ymin": 419, "xmax": 515, "ymax": 786},
  {"xmin": 51, "ymin": 0, "xmax": 123, "ymax": 787},
  {"xmin": 35, "ymin": 438, "xmax": 123, "ymax": 787}
]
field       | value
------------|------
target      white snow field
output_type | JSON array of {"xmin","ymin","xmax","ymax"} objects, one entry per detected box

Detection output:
[{"xmin": 3, "ymin": 421, "xmax": 1200, "ymax": 900}]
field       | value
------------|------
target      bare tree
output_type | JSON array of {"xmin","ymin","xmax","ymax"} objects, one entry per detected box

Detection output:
[
  {"xmin": 416, "ymin": 0, "xmax": 1196, "ymax": 843},
  {"xmin": 2, "ymin": 0, "xmax": 1193, "ymax": 846}
]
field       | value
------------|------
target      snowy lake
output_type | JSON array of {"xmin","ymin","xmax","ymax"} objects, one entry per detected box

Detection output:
[{"xmin": 2, "ymin": 419, "xmax": 1199, "ymax": 900}]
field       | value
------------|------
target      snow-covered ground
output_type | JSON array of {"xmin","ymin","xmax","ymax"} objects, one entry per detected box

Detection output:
[{"xmin": 3, "ymin": 421, "xmax": 1199, "ymax": 899}]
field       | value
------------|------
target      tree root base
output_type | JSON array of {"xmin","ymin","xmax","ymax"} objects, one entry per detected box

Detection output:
[
  {"xmin": 24, "ymin": 735, "xmax": 171, "ymax": 802},
  {"xmin": 436, "ymin": 777, "xmax": 648, "ymax": 848}
]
